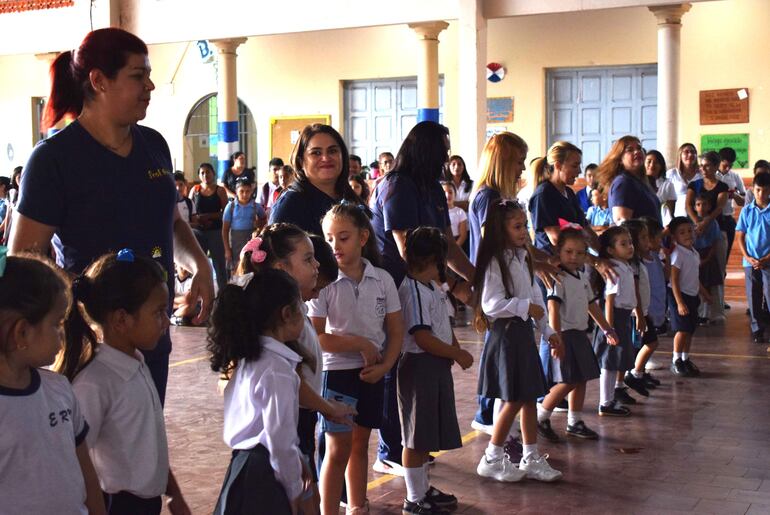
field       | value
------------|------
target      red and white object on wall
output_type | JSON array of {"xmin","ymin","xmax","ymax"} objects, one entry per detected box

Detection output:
[{"xmin": 486, "ymin": 63, "xmax": 506, "ymax": 83}]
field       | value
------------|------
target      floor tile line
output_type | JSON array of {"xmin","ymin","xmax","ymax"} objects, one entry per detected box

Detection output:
[{"xmin": 169, "ymin": 355, "xmax": 208, "ymax": 368}]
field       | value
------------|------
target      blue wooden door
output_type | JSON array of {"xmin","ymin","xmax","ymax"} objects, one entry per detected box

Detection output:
[{"xmin": 547, "ymin": 65, "xmax": 657, "ymax": 166}]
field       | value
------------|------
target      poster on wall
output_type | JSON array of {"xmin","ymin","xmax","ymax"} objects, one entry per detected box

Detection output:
[
  {"xmin": 700, "ymin": 133, "xmax": 749, "ymax": 169},
  {"xmin": 699, "ymin": 88, "xmax": 749, "ymax": 125},
  {"xmin": 487, "ymin": 97, "xmax": 514, "ymax": 123}
]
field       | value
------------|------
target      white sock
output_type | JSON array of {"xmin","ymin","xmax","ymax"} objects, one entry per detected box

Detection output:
[
  {"xmin": 485, "ymin": 443, "xmax": 504, "ymax": 461},
  {"xmin": 672, "ymin": 352, "xmax": 682, "ymax": 363},
  {"xmin": 404, "ymin": 466, "xmax": 425, "ymax": 503},
  {"xmin": 599, "ymin": 369, "xmax": 615, "ymax": 406},
  {"xmin": 682, "ymin": 352, "xmax": 689, "ymax": 361},
  {"xmin": 537, "ymin": 404, "xmax": 552, "ymax": 422},
  {"xmin": 615, "ymin": 379, "xmax": 624, "ymax": 389},
  {"xmin": 567, "ymin": 410, "xmax": 581, "ymax": 427},
  {"xmin": 631, "ymin": 369, "xmax": 644, "ymax": 378},
  {"xmin": 422, "ymin": 462, "xmax": 430, "ymax": 492},
  {"xmin": 522, "ymin": 443, "xmax": 538, "ymax": 461}
]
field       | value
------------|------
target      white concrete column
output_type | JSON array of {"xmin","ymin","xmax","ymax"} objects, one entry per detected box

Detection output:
[
  {"xmin": 408, "ymin": 21, "xmax": 449, "ymax": 123},
  {"xmin": 210, "ymin": 37, "xmax": 247, "ymax": 180},
  {"xmin": 457, "ymin": 0, "xmax": 487, "ymax": 177},
  {"xmin": 649, "ymin": 3, "xmax": 691, "ymax": 166}
]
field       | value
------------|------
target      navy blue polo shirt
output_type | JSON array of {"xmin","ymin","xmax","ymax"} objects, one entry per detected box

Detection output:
[
  {"xmin": 529, "ymin": 180, "xmax": 587, "ymax": 254},
  {"xmin": 269, "ymin": 181, "xmax": 337, "ymax": 236},
  {"xmin": 608, "ymin": 171, "xmax": 662, "ymax": 224},
  {"xmin": 370, "ymin": 172, "xmax": 450, "ymax": 286},
  {"xmin": 18, "ymin": 121, "xmax": 176, "ymax": 353},
  {"xmin": 468, "ymin": 187, "xmax": 501, "ymax": 264}
]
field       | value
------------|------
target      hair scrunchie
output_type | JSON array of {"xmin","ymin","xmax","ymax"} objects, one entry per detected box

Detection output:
[{"xmin": 71, "ymin": 275, "xmax": 91, "ymax": 303}]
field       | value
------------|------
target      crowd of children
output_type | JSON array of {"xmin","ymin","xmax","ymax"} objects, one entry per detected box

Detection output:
[{"xmin": 4, "ymin": 136, "xmax": 770, "ymax": 515}]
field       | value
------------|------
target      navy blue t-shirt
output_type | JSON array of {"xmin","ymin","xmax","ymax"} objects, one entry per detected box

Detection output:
[
  {"xmin": 269, "ymin": 180, "xmax": 337, "ymax": 236},
  {"xmin": 529, "ymin": 180, "xmax": 587, "ymax": 254},
  {"xmin": 370, "ymin": 172, "xmax": 450, "ymax": 286},
  {"xmin": 468, "ymin": 187, "xmax": 501, "ymax": 265},
  {"xmin": 608, "ymin": 171, "xmax": 662, "ymax": 224},
  {"xmin": 17, "ymin": 121, "xmax": 176, "ymax": 353}
]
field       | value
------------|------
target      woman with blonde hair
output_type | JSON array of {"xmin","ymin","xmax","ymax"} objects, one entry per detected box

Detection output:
[{"xmin": 595, "ymin": 136, "xmax": 662, "ymax": 225}]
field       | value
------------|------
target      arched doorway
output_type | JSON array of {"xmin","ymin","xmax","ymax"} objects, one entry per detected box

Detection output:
[{"xmin": 183, "ymin": 94, "xmax": 257, "ymax": 180}]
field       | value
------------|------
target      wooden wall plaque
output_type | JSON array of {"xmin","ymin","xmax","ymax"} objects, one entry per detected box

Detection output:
[{"xmin": 700, "ymin": 88, "xmax": 749, "ymax": 125}]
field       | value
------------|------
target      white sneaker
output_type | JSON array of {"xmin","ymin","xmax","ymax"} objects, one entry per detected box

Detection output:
[
  {"xmin": 645, "ymin": 359, "xmax": 664, "ymax": 371},
  {"xmin": 519, "ymin": 454, "xmax": 562, "ymax": 482},
  {"xmin": 372, "ymin": 458, "xmax": 404, "ymax": 477},
  {"xmin": 471, "ymin": 419, "xmax": 494, "ymax": 436},
  {"xmin": 477, "ymin": 454, "xmax": 526, "ymax": 482}
]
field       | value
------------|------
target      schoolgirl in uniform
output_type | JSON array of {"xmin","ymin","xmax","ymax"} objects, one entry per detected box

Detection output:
[
  {"xmin": 236, "ymin": 223, "xmax": 356, "ymax": 511},
  {"xmin": 536, "ymin": 226, "xmax": 616, "ymax": 442},
  {"xmin": 473, "ymin": 199, "xmax": 563, "ymax": 483},
  {"xmin": 668, "ymin": 216, "xmax": 708, "ymax": 377},
  {"xmin": 0, "ymin": 251, "xmax": 105, "ymax": 515},
  {"xmin": 58, "ymin": 249, "xmax": 188, "ymax": 515},
  {"xmin": 208, "ymin": 269, "xmax": 309, "ymax": 514},
  {"xmin": 592, "ymin": 227, "xmax": 638, "ymax": 417},
  {"xmin": 309, "ymin": 203, "xmax": 404, "ymax": 515},
  {"xmin": 397, "ymin": 227, "xmax": 473, "ymax": 514},
  {"xmin": 621, "ymin": 219, "xmax": 662, "ymax": 396}
]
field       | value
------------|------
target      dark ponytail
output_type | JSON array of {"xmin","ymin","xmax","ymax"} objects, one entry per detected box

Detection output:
[
  {"xmin": 207, "ymin": 269, "xmax": 302, "ymax": 375},
  {"xmin": 58, "ymin": 251, "xmax": 166, "ymax": 381}
]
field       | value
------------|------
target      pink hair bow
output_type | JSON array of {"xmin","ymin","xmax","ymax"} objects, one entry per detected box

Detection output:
[
  {"xmin": 240, "ymin": 237, "xmax": 267, "ymax": 264},
  {"xmin": 558, "ymin": 218, "xmax": 582, "ymax": 231}
]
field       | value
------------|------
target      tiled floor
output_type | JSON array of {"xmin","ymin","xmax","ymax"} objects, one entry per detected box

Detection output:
[{"xmin": 162, "ymin": 299, "xmax": 770, "ymax": 514}]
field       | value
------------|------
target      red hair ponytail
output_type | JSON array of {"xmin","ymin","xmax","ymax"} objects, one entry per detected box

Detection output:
[{"xmin": 41, "ymin": 28, "xmax": 148, "ymax": 132}]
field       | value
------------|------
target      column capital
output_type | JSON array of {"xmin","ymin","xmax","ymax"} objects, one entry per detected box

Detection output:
[
  {"xmin": 649, "ymin": 3, "xmax": 691, "ymax": 25},
  {"xmin": 408, "ymin": 21, "xmax": 449, "ymax": 40},
  {"xmin": 210, "ymin": 38, "xmax": 248, "ymax": 55}
]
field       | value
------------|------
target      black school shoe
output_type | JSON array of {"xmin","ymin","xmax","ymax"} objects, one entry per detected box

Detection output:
[
  {"xmin": 671, "ymin": 358, "xmax": 689, "ymax": 377},
  {"xmin": 599, "ymin": 401, "xmax": 631, "ymax": 417},
  {"xmin": 424, "ymin": 486, "xmax": 458, "ymax": 510},
  {"xmin": 683, "ymin": 359, "xmax": 700, "ymax": 377},
  {"xmin": 753, "ymin": 331, "xmax": 766, "ymax": 344},
  {"xmin": 614, "ymin": 387, "xmax": 637, "ymax": 405},
  {"xmin": 566, "ymin": 420, "xmax": 599, "ymax": 439},
  {"xmin": 643, "ymin": 372, "xmax": 661, "ymax": 388},
  {"xmin": 536, "ymin": 419, "xmax": 561, "ymax": 442},
  {"xmin": 624, "ymin": 372, "xmax": 650, "ymax": 397},
  {"xmin": 403, "ymin": 498, "xmax": 450, "ymax": 514}
]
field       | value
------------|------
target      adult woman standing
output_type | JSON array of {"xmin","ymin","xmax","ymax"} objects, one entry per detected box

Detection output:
[
  {"xmin": 269, "ymin": 124, "xmax": 358, "ymax": 235},
  {"xmin": 10, "ymin": 28, "xmax": 214, "ymax": 410},
  {"xmin": 597, "ymin": 136, "xmax": 662, "ymax": 226},
  {"xmin": 444, "ymin": 154, "xmax": 473, "ymax": 211},
  {"xmin": 645, "ymin": 150, "xmax": 676, "ymax": 225},
  {"xmin": 219, "ymin": 150, "xmax": 255, "ymax": 199},
  {"xmin": 666, "ymin": 143, "xmax": 701, "ymax": 218},
  {"xmin": 189, "ymin": 162, "xmax": 229, "ymax": 291},
  {"xmin": 370, "ymin": 121, "xmax": 474, "ymax": 475},
  {"xmin": 685, "ymin": 151, "xmax": 729, "ymax": 324}
]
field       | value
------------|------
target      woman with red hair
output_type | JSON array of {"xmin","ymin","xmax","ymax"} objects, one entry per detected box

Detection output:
[{"xmin": 9, "ymin": 26, "xmax": 213, "ymax": 418}]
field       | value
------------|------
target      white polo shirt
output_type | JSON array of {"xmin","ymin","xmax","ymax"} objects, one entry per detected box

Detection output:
[
  {"xmin": 632, "ymin": 260, "xmax": 651, "ymax": 315},
  {"xmin": 717, "ymin": 169, "xmax": 747, "ymax": 216},
  {"xmin": 72, "ymin": 344, "xmax": 169, "ymax": 498},
  {"xmin": 605, "ymin": 259, "xmax": 637, "ymax": 310},
  {"xmin": 670, "ymin": 243, "xmax": 701, "ymax": 296},
  {"xmin": 223, "ymin": 337, "xmax": 303, "ymax": 502},
  {"xmin": 546, "ymin": 268, "xmax": 596, "ymax": 332},
  {"xmin": 0, "ymin": 369, "xmax": 88, "ymax": 515},
  {"xmin": 666, "ymin": 168, "xmax": 702, "ymax": 217},
  {"xmin": 481, "ymin": 248, "xmax": 555, "ymax": 341},
  {"xmin": 298, "ymin": 302, "xmax": 323, "ymax": 401},
  {"xmin": 399, "ymin": 277, "xmax": 454, "ymax": 354},
  {"xmin": 307, "ymin": 258, "xmax": 401, "ymax": 371}
]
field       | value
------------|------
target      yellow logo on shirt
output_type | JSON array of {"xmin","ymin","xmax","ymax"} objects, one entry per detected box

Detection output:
[
  {"xmin": 147, "ymin": 168, "xmax": 171, "ymax": 180},
  {"xmin": 152, "ymin": 246, "xmax": 162, "ymax": 258}
]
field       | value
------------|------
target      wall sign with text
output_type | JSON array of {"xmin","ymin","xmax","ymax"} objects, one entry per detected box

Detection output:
[
  {"xmin": 700, "ymin": 133, "xmax": 749, "ymax": 169},
  {"xmin": 699, "ymin": 88, "xmax": 749, "ymax": 125}
]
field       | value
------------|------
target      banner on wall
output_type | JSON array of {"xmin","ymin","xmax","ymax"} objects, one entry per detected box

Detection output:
[{"xmin": 700, "ymin": 133, "xmax": 749, "ymax": 169}]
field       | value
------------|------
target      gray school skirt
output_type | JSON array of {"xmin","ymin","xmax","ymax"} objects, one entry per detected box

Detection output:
[
  {"xmin": 397, "ymin": 352, "xmax": 462, "ymax": 452},
  {"xmin": 592, "ymin": 307, "xmax": 635, "ymax": 371},
  {"xmin": 549, "ymin": 329, "xmax": 601, "ymax": 384},
  {"xmin": 477, "ymin": 317, "xmax": 548, "ymax": 402},
  {"xmin": 230, "ymin": 229, "xmax": 253, "ymax": 262}
]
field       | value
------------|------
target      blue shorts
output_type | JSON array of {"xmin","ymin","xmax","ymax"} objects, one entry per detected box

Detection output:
[
  {"xmin": 668, "ymin": 292, "xmax": 700, "ymax": 334},
  {"xmin": 320, "ymin": 369, "xmax": 384, "ymax": 432}
]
